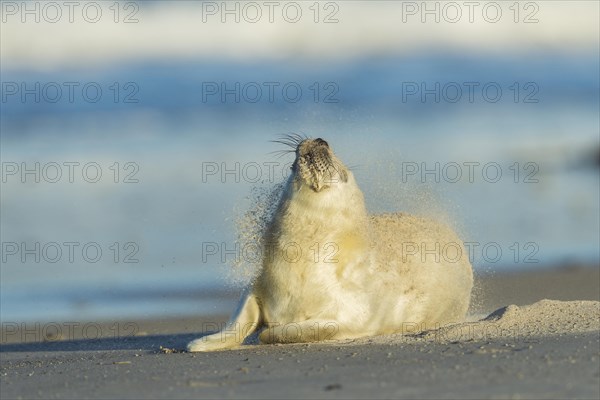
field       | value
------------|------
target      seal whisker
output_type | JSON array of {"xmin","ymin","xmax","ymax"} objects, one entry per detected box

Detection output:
[
  {"xmin": 286, "ymin": 132, "xmax": 309, "ymax": 143},
  {"xmin": 271, "ymin": 133, "xmax": 307, "ymax": 149},
  {"xmin": 270, "ymin": 139, "xmax": 298, "ymax": 149},
  {"xmin": 269, "ymin": 149, "xmax": 295, "ymax": 158},
  {"xmin": 278, "ymin": 133, "xmax": 309, "ymax": 147}
]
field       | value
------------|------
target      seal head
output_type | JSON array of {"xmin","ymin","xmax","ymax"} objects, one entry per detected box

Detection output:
[{"xmin": 293, "ymin": 138, "xmax": 348, "ymax": 192}]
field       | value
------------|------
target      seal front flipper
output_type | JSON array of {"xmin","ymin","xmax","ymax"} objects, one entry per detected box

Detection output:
[
  {"xmin": 187, "ymin": 288, "xmax": 262, "ymax": 352},
  {"xmin": 258, "ymin": 319, "xmax": 349, "ymax": 344}
]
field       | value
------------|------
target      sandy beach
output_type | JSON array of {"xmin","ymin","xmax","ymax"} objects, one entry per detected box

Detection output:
[{"xmin": 1, "ymin": 266, "xmax": 599, "ymax": 399}]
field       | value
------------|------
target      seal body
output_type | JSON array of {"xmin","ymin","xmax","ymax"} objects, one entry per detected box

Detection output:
[{"xmin": 187, "ymin": 137, "xmax": 473, "ymax": 351}]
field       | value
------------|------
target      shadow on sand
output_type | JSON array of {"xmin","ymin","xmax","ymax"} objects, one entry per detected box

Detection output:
[{"xmin": 0, "ymin": 332, "xmax": 210, "ymax": 353}]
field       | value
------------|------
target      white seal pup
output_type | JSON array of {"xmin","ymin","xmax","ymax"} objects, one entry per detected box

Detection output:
[{"xmin": 187, "ymin": 136, "xmax": 473, "ymax": 351}]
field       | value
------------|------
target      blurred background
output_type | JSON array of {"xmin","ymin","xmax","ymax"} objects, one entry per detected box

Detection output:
[{"xmin": 1, "ymin": 1, "xmax": 598, "ymax": 323}]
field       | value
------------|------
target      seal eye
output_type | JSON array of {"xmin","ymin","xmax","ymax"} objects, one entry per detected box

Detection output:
[{"xmin": 315, "ymin": 138, "xmax": 329, "ymax": 147}]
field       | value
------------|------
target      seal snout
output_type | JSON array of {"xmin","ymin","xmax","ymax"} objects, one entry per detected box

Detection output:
[{"xmin": 314, "ymin": 138, "xmax": 329, "ymax": 147}]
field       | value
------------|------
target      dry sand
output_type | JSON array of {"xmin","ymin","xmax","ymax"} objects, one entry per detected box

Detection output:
[{"xmin": 1, "ymin": 266, "xmax": 599, "ymax": 399}]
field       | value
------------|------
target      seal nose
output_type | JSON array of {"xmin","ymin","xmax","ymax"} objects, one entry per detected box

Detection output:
[{"xmin": 315, "ymin": 138, "xmax": 329, "ymax": 147}]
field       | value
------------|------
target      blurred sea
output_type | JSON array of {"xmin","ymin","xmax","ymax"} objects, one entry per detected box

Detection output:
[{"xmin": 1, "ymin": 53, "xmax": 599, "ymax": 323}]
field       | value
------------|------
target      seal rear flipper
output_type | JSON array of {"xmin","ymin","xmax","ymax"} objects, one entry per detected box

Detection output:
[{"xmin": 187, "ymin": 290, "xmax": 262, "ymax": 352}]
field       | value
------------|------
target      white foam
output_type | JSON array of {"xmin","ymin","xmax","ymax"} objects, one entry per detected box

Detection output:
[{"xmin": 2, "ymin": 2, "xmax": 598, "ymax": 70}]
